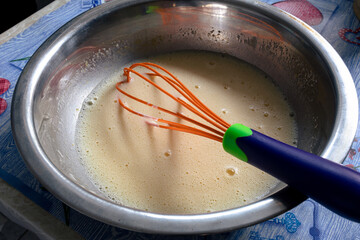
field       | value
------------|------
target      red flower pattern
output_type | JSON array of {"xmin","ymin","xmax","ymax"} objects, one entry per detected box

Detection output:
[
  {"xmin": 273, "ymin": 0, "xmax": 323, "ymax": 26},
  {"xmin": 0, "ymin": 78, "xmax": 10, "ymax": 115},
  {"xmin": 338, "ymin": 27, "xmax": 360, "ymax": 46}
]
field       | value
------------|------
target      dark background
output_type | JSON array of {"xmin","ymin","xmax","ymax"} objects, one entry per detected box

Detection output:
[{"xmin": 0, "ymin": 0, "xmax": 55, "ymax": 34}]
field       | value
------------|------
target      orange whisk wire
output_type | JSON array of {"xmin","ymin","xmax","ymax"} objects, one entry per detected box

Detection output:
[{"xmin": 115, "ymin": 62, "xmax": 231, "ymax": 143}]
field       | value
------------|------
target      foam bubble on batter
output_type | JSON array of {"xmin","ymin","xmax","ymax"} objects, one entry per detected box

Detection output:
[{"xmin": 76, "ymin": 51, "xmax": 298, "ymax": 214}]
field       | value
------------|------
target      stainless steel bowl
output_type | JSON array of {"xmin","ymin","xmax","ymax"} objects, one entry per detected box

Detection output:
[{"xmin": 11, "ymin": 0, "xmax": 358, "ymax": 234}]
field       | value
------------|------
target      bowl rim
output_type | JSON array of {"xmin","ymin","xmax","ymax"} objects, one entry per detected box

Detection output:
[{"xmin": 11, "ymin": 0, "xmax": 358, "ymax": 234}]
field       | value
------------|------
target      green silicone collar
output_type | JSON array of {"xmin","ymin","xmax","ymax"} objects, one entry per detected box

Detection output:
[{"xmin": 222, "ymin": 124, "xmax": 253, "ymax": 162}]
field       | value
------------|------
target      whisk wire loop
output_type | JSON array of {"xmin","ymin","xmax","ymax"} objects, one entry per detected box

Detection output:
[
  {"xmin": 116, "ymin": 62, "xmax": 231, "ymax": 142},
  {"xmin": 125, "ymin": 63, "xmax": 229, "ymax": 132}
]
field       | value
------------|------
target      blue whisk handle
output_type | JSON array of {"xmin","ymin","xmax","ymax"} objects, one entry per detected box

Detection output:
[{"xmin": 223, "ymin": 124, "xmax": 360, "ymax": 222}]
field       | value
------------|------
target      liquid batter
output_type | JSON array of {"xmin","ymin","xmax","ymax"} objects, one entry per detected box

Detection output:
[{"xmin": 76, "ymin": 51, "xmax": 297, "ymax": 214}]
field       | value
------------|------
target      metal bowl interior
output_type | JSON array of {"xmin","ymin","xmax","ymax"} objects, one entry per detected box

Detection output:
[{"xmin": 11, "ymin": 0, "xmax": 358, "ymax": 234}]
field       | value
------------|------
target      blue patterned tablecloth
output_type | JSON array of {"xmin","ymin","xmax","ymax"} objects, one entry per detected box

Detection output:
[{"xmin": 0, "ymin": 0, "xmax": 360, "ymax": 239}]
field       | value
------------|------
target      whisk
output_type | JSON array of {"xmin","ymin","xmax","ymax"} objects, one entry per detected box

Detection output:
[{"xmin": 116, "ymin": 62, "xmax": 360, "ymax": 222}]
